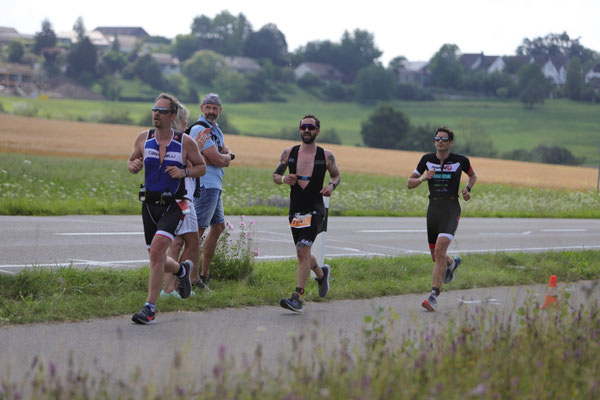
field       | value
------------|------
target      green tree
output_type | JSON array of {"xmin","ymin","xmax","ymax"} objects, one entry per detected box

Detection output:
[
  {"xmin": 243, "ymin": 23, "xmax": 287, "ymax": 63},
  {"xmin": 129, "ymin": 54, "xmax": 165, "ymax": 89},
  {"xmin": 212, "ymin": 69, "xmax": 249, "ymax": 103},
  {"xmin": 429, "ymin": 44, "xmax": 464, "ymax": 89},
  {"xmin": 354, "ymin": 65, "xmax": 395, "ymax": 103},
  {"xmin": 66, "ymin": 36, "xmax": 97, "ymax": 84},
  {"xmin": 101, "ymin": 50, "xmax": 127, "ymax": 74},
  {"xmin": 518, "ymin": 63, "xmax": 549, "ymax": 109},
  {"xmin": 338, "ymin": 29, "xmax": 382, "ymax": 77},
  {"xmin": 73, "ymin": 16, "xmax": 86, "ymax": 41},
  {"xmin": 181, "ymin": 50, "xmax": 226, "ymax": 86},
  {"xmin": 360, "ymin": 103, "xmax": 411, "ymax": 149},
  {"xmin": 191, "ymin": 11, "xmax": 252, "ymax": 56},
  {"xmin": 517, "ymin": 32, "xmax": 598, "ymax": 64},
  {"xmin": 565, "ymin": 57, "xmax": 584, "ymax": 100},
  {"xmin": 173, "ymin": 34, "xmax": 199, "ymax": 62},
  {"xmin": 7, "ymin": 41, "xmax": 24, "ymax": 63},
  {"xmin": 33, "ymin": 19, "xmax": 57, "ymax": 54}
]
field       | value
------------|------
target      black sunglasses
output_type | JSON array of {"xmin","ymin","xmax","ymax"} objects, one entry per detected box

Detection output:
[
  {"xmin": 152, "ymin": 106, "xmax": 171, "ymax": 115},
  {"xmin": 300, "ymin": 124, "xmax": 317, "ymax": 131},
  {"xmin": 434, "ymin": 136, "xmax": 450, "ymax": 142}
]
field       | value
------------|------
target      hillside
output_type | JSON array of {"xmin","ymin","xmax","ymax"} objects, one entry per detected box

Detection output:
[{"xmin": 0, "ymin": 114, "xmax": 596, "ymax": 191}]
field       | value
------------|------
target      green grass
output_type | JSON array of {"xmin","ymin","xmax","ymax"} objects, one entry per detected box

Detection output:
[
  {"xmin": 2, "ymin": 94, "xmax": 600, "ymax": 164},
  {"xmin": 3, "ymin": 152, "xmax": 600, "ymax": 217},
  {"xmin": 1, "ymin": 250, "xmax": 599, "ymax": 325}
]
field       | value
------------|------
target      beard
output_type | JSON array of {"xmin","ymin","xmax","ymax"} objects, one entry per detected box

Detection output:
[
  {"xmin": 302, "ymin": 133, "xmax": 317, "ymax": 144},
  {"xmin": 204, "ymin": 113, "xmax": 219, "ymax": 123}
]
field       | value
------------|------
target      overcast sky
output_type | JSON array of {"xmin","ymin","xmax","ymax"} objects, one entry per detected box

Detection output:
[{"xmin": 1, "ymin": 0, "xmax": 597, "ymax": 65}]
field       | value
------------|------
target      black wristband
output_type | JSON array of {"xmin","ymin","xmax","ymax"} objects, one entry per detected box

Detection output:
[
  {"xmin": 466, "ymin": 186, "xmax": 471, "ymax": 192},
  {"xmin": 329, "ymin": 181, "xmax": 337, "ymax": 189},
  {"xmin": 230, "ymin": 153, "xmax": 235, "ymax": 161}
]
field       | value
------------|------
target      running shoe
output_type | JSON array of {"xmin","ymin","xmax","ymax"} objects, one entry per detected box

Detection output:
[
  {"xmin": 177, "ymin": 260, "xmax": 193, "ymax": 299},
  {"xmin": 315, "ymin": 264, "xmax": 331, "ymax": 298},
  {"xmin": 421, "ymin": 294, "xmax": 437, "ymax": 312},
  {"xmin": 443, "ymin": 256, "xmax": 462, "ymax": 284},
  {"xmin": 160, "ymin": 290, "xmax": 182, "ymax": 299},
  {"xmin": 132, "ymin": 305, "xmax": 156, "ymax": 324},
  {"xmin": 280, "ymin": 293, "xmax": 303, "ymax": 313},
  {"xmin": 192, "ymin": 278, "xmax": 211, "ymax": 291}
]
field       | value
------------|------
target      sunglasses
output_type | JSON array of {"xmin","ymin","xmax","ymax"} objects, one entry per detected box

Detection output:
[
  {"xmin": 434, "ymin": 136, "xmax": 450, "ymax": 142},
  {"xmin": 152, "ymin": 106, "xmax": 171, "ymax": 115},
  {"xmin": 300, "ymin": 124, "xmax": 317, "ymax": 131}
]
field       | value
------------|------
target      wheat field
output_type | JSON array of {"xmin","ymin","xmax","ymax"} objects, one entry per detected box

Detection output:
[{"xmin": 0, "ymin": 114, "xmax": 596, "ymax": 191}]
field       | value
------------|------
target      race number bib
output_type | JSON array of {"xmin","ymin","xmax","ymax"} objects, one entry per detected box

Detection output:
[
  {"xmin": 176, "ymin": 199, "xmax": 191, "ymax": 215},
  {"xmin": 290, "ymin": 213, "xmax": 312, "ymax": 228}
]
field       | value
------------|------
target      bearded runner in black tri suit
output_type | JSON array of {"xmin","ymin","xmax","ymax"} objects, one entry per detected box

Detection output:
[
  {"xmin": 273, "ymin": 114, "xmax": 341, "ymax": 313},
  {"xmin": 408, "ymin": 126, "xmax": 477, "ymax": 312}
]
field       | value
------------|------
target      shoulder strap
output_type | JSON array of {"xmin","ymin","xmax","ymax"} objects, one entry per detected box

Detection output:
[
  {"xmin": 146, "ymin": 128, "xmax": 156, "ymax": 140},
  {"xmin": 184, "ymin": 121, "xmax": 211, "ymax": 135},
  {"xmin": 288, "ymin": 145, "xmax": 300, "ymax": 174}
]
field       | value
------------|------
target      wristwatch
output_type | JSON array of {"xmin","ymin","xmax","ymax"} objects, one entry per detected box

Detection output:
[{"xmin": 185, "ymin": 168, "xmax": 190, "ymax": 177}]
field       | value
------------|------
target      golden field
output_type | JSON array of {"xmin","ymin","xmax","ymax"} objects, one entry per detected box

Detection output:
[{"xmin": 0, "ymin": 114, "xmax": 595, "ymax": 191}]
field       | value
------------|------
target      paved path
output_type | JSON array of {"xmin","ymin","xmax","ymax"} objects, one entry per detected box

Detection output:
[{"xmin": 1, "ymin": 280, "xmax": 597, "ymax": 385}]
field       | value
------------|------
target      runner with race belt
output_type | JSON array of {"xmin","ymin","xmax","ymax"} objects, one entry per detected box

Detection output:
[
  {"xmin": 407, "ymin": 126, "xmax": 477, "ymax": 312},
  {"xmin": 273, "ymin": 114, "xmax": 341, "ymax": 313}
]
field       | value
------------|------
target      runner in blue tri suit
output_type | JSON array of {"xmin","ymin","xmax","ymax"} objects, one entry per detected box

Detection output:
[
  {"xmin": 407, "ymin": 126, "xmax": 477, "ymax": 312},
  {"xmin": 127, "ymin": 93, "xmax": 206, "ymax": 324}
]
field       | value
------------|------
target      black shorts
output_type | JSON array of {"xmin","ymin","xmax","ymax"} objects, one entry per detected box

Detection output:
[
  {"xmin": 142, "ymin": 201, "xmax": 184, "ymax": 247},
  {"xmin": 289, "ymin": 210, "xmax": 325, "ymax": 247},
  {"xmin": 426, "ymin": 199, "xmax": 461, "ymax": 245}
]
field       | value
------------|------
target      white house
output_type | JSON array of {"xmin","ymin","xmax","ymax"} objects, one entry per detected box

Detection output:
[{"xmin": 294, "ymin": 62, "xmax": 344, "ymax": 82}]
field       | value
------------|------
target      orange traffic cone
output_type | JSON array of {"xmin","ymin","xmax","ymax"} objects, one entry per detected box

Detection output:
[{"xmin": 541, "ymin": 275, "xmax": 558, "ymax": 309}]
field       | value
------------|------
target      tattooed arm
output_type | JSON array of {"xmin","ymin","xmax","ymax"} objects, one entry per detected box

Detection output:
[
  {"xmin": 273, "ymin": 147, "xmax": 293, "ymax": 185},
  {"xmin": 321, "ymin": 150, "xmax": 341, "ymax": 196}
]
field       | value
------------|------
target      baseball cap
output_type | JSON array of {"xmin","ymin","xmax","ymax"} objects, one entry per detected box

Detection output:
[{"xmin": 201, "ymin": 93, "xmax": 222, "ymax": 106}]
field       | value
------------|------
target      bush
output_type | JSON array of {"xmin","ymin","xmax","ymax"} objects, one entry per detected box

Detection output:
[
  {"xmin": 297, "ymin": 73, "xmax": 322, "ymax": 87},
  {"xmin": 11, "ymin": 102, "xmax": 38, "ymax": 117},
  {"xmin": 207, "ymin": 216, "xmax": 257, "ymax": 281}
]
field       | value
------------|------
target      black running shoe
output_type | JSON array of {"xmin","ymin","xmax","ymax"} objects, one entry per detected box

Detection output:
[
  {"xmin": 280, "ymin": 293, "xmax": 302, "ymax": 313},
  {"xmin": 177, "ymin": 260, "xmax": 193, "ymax": 299},
  {"xmin": 132, "ymin": 305, "xmax": 156, "ymax": 324},
  {"xmin": 315, "ymin": 264, "xmax": 330, "ymax": 298}
]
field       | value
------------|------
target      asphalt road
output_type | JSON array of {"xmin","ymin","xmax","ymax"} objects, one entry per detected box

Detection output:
[
  {"xmin": 2, "ymin": 215, "xmax": 600, "ymax": 273},
  {"xmin": 1, "ymin": 215, "xmax": 599, "ymax": 387}
]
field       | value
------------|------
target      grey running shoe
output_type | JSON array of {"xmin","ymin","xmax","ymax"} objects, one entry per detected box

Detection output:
[
  {"xmin": 280, "ymin": 293, "xmax": 302, "ymax": 313},
  {"xmin": 192, "ymin": 278, "xmax": 211, "ymax": 291},
  {"xmin": 132, "ymin": 305, "xmax": 156, "ymax": 324},
  {"xmin": 421, "ymin": 294, "xmax": 437, "ymax": 312},
  {"xmin": 177, "ymin": 260, "xmax": 193, "ymax": 299},
  {"xmin": 315, "ymin": 264, "xmax": 331, "ymax": 298},
  {"xmin": 443, "ymin": 256, "xmax": 462, "ymax": 284}
]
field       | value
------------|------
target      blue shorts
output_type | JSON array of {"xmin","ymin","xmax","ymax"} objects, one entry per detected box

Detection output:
[{"xmin": 194, "ymin": 187, "xmax": 224, "ymax": 228}]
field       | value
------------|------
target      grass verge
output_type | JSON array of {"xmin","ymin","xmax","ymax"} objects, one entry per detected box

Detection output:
[
  {"xmin": 3, "ymin": 152, "xmax": 600, "ymax": 217},
  {"xmin": 1, "ymin": 250, "xmax": 599, "ymax": 325}
]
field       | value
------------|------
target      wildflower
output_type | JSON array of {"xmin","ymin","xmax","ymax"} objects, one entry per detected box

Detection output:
[
  {"xmin": 253, "ymin": 249, "xmax": 260, "ymax": 257},
  {"xmin": 23, "ymin": 160, "xmax": 31, "ymax": 165}
]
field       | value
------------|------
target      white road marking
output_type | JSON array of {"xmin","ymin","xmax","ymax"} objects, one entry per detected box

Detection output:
[
  {"xmin": 458, "ymin": 298, "xmax": 501, "ymax": 305},
  {"xmin": 358, "ymin": 229, "xmax": 426, "ymax": 233},
  {"xmin": 55, "ymin": 232, "xmax": 143, "ymax": 236},
  {"xmin": 541, "ymin": 229, "xmax": 587, "ymax": 232}
]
